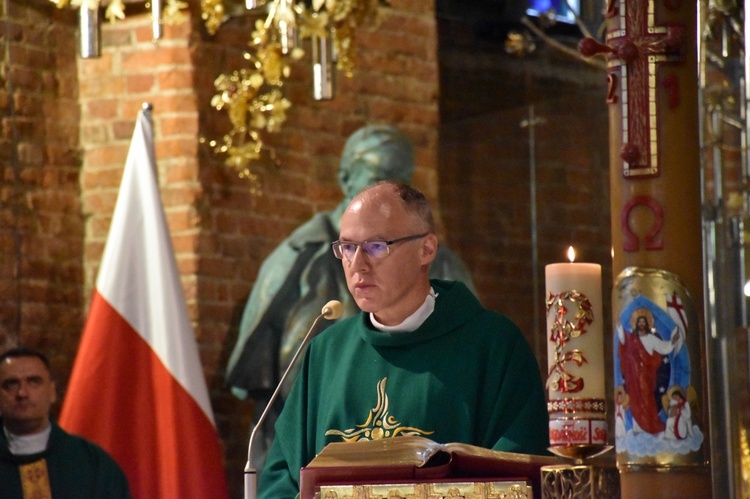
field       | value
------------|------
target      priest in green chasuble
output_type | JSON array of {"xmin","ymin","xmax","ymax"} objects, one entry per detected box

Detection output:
[{"xmin": 258, "ymin": 181, "xmax": 549, "ymax": 498}]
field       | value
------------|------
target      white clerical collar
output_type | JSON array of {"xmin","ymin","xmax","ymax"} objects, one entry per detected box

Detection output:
[
  {"xmin": 4, "ymin": 422, "xmax": 51, "ymax": 455},
  {"xmin": 371, "ymin": 288, "xmax": 438, "ymax": 333}
]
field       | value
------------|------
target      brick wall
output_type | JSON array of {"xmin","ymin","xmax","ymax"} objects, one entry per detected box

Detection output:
[
  {"xmin": 438, "ymin": 18, "xmax": 612, "ymax": 367},
  {"xmin": 0, "ymin": 1, "xmax": 82, "ymax": 386},
  {"xmin": 2, "ymin": 1, "xmax": 613, "ymax": 497},
  {"xmin": 437, "ymin": 18, "xmax": 613, "ymax": 430}
]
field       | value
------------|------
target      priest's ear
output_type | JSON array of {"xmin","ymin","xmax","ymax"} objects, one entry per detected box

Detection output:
[{"xmin": 420, "ymin": 233, "xmax": 438, "ymax": 266}]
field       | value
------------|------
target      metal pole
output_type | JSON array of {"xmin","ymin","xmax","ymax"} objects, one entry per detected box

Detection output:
[{"xmin": 521, "ymin": 106, "xmax": 544, "ymax": 358}]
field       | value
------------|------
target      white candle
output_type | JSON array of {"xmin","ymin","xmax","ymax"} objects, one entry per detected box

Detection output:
[{"xmin": 545, "ymin": 247, "xmax": 606, "ymax": 446}]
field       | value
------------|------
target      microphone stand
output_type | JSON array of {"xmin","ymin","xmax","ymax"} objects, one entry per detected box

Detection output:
[{"xmin": 244, "ymin": 300, "xmax": 342, "ymax": 499}]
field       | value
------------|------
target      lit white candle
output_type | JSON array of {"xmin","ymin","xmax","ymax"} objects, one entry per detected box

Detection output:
[{"xmin": 545, "ymin": 246, "xmax": 606, "ymax": 446}]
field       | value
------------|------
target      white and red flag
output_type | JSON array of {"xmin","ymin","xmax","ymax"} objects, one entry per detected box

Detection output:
[{"xmin": 60, "ymin": 107, "xmax": 229, "ymax": 499}]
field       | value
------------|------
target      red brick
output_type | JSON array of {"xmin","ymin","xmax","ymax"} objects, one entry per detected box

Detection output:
[
  {"xmin": 121, "ymin": 46, "xmax": 192, "ymax": 72},
  {"xmin": 160, "ymin": 115, "xmax": 199, "ymax": 137},
  {"xmin": 85, "ymin": 144, "xmax": 129, "ymax": 168},
  {"xmin": 155, "ymin": 137, "xmax": 199, "ymax": 159},
  {"xmin": 126, "ymin": 73, "xmax": 156, "ymax": 93},
  {"xmin": 157, "ymin": 69, "xmax": 194, "ymax": 92},
  {"xmin": 83, "ymin": 97, "xmax": 121, "ymax": 120},
  {"xmin": 81, "ymin": 190, "xmax": 119, "ymax": 215},
  {"xmin": 165, "ymin": 207, "xmax": 199, "ymax": 232},
  {"xmin": 102, "ymin": 25, "xmax": 135, "ymax": 48},
  {"xmin": 78, "ymin": 53, "xmax": 115, "ymax": 76},
  {"xmin": 161, "ymin": 185, "xmax": 200, "ymax": 209},
  {"xmin": 81, "ymin": 165, "xmax": 125, "ymax": 190}
]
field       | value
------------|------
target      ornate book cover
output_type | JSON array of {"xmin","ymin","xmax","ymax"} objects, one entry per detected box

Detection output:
[{"xmin": 299, "ymin": 436, "xmax": 558, "ymax": 499}]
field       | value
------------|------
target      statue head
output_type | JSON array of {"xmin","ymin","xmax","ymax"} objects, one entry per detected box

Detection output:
[{"xmin": 338, "ymin": 124, "xmax": 414, "ymax": 200}]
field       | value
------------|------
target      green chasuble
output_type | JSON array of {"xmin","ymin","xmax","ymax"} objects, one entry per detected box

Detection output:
[
  {"xmin": 0, "ymin": 421, "xmax": 132, "ymax": 499},
  {"xmin": 258, "ymin": 280, "xmax": 549, "ymax": 499}
]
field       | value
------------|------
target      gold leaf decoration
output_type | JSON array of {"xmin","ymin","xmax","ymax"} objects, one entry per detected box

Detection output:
[
  {"xmin": 49, "ymin": 0, "xmax": 389, "ymax": 182},
  {"xmin": 201, "ymin": 0, "xmax": 225, "ymax": 35},
  {"xmin": 51, "ymin": 0, "xmax": 191, "ymax": 25},
  {"xmin": 106, "ymin": 0, "xmax": 126, "ymax": 22},
  {"xmin": 209, "ymin": 0, "xmax": 389, "ymax": 179}
]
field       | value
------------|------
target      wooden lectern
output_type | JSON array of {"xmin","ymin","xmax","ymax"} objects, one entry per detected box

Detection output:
[{"xmin": 299, "ymin": 436, "xmax": 558, "ymax": 499}]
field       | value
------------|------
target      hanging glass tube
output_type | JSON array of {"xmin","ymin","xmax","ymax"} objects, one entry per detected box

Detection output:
[
  {"xmin": 246, "ymin": 0, "xmax": 266, "ymax": 9},
  {"xmin": 330, "ymin": 26, "xmax": 338, "ymax": 63},
  {"xmin": 79, "ymin": 4, "xmax": 101, "ymax": 59},
  {"xmin": 278, "ymin": 20, "xmax": 298, "ymax": 55},
  {"xmin": 152, "ymin": 0, "xmax": 163, "ymax": 40},
  {"xmin": 312, "ymin": 31, "xmax": 334, "ymax": 100},
  {"xmin": 277, "ymin": 0, "xmax": 298, "ymax": 55}
]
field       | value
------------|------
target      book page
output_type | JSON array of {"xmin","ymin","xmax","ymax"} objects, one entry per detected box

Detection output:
[
  {"xmin": 443, "ymin": 441, "xmax": 557, "ymax": 465},
  {"xmin": 305, "ymin": 436, "xmax": 447, "ymax": 468}
]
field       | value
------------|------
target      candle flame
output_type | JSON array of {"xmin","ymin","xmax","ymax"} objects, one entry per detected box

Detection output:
[{"xmin": 567, "ymin": 246, "xmax": 575, "ymax": 263}]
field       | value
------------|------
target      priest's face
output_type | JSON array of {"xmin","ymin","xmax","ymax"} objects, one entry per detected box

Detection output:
[
  {"xmin": 338, "ymin": 184, "xmax": 437, "ymax": 326},
  {"xmin": 0, "ymin": 355, "xmax": 57, "ymax": 435}
]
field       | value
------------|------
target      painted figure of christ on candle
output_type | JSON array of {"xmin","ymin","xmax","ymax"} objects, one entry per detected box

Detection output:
[
  {"xmin": 612, "ymin": 271, "xmax": 705, "ymax": 459},
  {"xmin": 545, "ymin": 247, "xmax": 607, "ymax": 448}
]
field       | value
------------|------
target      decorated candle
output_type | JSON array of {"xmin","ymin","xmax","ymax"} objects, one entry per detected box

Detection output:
[{"xmin": 545, "ymin": 247, "xmax": 607, "ymax": 447}]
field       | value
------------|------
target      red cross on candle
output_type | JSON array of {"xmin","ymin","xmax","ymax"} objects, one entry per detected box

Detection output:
[{"xmin": 579, "ymin": 0, "xmax": 685, "ymax": 179}]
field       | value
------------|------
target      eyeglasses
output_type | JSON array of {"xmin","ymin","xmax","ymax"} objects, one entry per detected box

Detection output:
[{"xmin": 331, "ymin": 233, "xmax": 429, "ymax": 260}]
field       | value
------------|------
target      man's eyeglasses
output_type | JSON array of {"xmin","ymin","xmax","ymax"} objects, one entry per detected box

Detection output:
[{"xmin": 331, "ymin": 233, "xmax": 429, "ymax": 260}]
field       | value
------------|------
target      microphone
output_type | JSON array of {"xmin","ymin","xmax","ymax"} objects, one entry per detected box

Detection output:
[
  {"xmin": 244, "ymin": 300, "xmax": 343, "ymax": 499},
  {"xmin": 321, "ymin": 300, "xmax": 343, "ymax": 321}
]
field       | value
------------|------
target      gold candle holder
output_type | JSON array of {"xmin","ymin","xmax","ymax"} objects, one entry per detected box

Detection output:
[
  {"xmin": 544, "ymin": 431, "xmax": 617, "ymax": 498},
  {"xmin": 541, "ymin": 460, "xmax": 620, "ymax": 499},
  {"xmin": 548, "ymin": 443, "xmax": 613, "ymax": 465},
  {"xmin": 544, "ymin": 382, "xmax": 617, "ymax": 497}
]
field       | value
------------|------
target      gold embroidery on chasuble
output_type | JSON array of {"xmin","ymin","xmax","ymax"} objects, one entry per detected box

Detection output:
[
  {"xmin": 19, "ymin": 459, "xmax": 52, "ymax": 499},
  {"xmin": 325, "ymin": 377, "xmax": 434, "ymax": 442}
]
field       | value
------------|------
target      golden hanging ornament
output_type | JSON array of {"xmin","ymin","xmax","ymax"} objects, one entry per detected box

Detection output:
[
  {"xmin": 48, "ymin": 0, "xmax": 389, "ymax": 181},
  {"xmin": 50, "ymin": 0, "xmax": 191, "ymax": 26},
  {"xmin": 201, "ymin": 0, "xmax": 225, "ymax": 35},
  {"xmin": 209, "ymin": 0, "xmax": 389, "ymax": 179}
]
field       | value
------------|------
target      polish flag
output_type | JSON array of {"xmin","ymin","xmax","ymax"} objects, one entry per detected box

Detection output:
[{"xmin": 59, "ymin": 107, "xmax": 229, "ymax": 499}]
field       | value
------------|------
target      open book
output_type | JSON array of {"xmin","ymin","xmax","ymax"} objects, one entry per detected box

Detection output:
[{"xmin": 300, "ymin": 436, "xmax": 558, "ymax": 499}]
